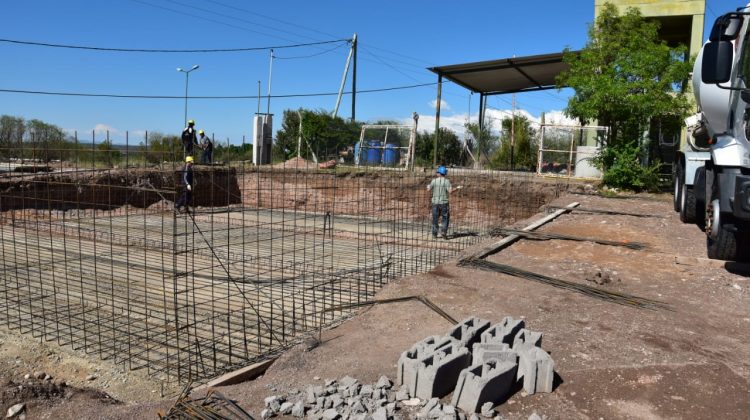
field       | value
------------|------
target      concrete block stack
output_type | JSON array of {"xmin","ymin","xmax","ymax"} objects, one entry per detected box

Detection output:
[
  {"xmin": 259, "ymin": 316, "xmax": 554, "ymax": 419},
  {"xmin": 397, "ymin": 316, "xmax": 556, "ymax": 414}
]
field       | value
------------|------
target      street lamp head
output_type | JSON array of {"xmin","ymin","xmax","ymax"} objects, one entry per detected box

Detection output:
[
  {"xmin": 177, "ymin": 67, "xmax": 184, "ymax": 72},
  {"xmin": 191, "ymin": 65, "xmax": 200, "ymax": 70}
]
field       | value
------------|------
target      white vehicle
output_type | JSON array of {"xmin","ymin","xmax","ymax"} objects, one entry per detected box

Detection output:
[
  {"xmin": 673, "ymin": 113, "xmax": 710, "ymax": 225},
  {"xmin": 693, "ymin": 6, "xmax": 750, "ymax": 260}
]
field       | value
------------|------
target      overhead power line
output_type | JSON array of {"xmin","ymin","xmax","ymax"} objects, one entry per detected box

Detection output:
[
  {"xmin": 0, "ymin": 82, "xmax": 436, "ymax": 99},
  {"xmin": 0, "ymin": 37, "xmax": 349, "ymax": 53}
]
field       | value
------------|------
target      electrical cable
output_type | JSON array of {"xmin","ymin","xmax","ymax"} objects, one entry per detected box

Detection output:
[
  {"xmin": 275, "ymin": 42, "xmax": 347, "ymax": 60},
  {"xmin": 0, "ymin": 82, "xmax": 436, "ymax": 99},
  {"xmin": 0, "ymin": 37, "xmax": 348, "ymax": 53}
]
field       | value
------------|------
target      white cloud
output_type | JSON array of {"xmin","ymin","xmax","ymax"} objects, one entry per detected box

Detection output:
[
  {"xmin": 428, "ymin": 99, "xmax": 451, "ymax": 111},
  {"xmin": 93, "ymin": 124, "xmax": 120, "ymax": 136}
]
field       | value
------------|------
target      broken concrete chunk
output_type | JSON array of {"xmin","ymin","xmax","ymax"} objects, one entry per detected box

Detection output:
[
  {"xmin": 359, "ymin": 384, "xmax": 373, "ymax": 398},
  {"xmin": 371, "ymin": 406, "xmax": 388, "ymax": 420},
  {"xmin": 322, "ymin": 408, "xmax": 340, "ymax": 420},
  {"xmin": 6, "ymin": 403, "xmax": 25, "ymax": 418},
  {"xmin": 375, "ymin": 374, "xmax": 393, "ymax": 389},
  {"xmin": 279, "ymin": 401, "xmax": 294, "ymax": 415},
  {"xmin": 340, "ymin": 375, "xmax": 358, "ymax": 388},
  {"xmin": 291, "ymin": 401, "xmax": 305, "ymax": 418},
  {"xmin": 481, "ymin": 401, "xmax": 495, "ymax": 417}
]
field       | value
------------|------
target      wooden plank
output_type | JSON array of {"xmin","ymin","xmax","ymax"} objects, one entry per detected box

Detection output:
[
  {"xmin": 472, "ymin": 202, "xmax": 579, "ymax": 259},
  {"xmin": 193, "ymin": 358, "xmax": 276, "ymax": 390}
]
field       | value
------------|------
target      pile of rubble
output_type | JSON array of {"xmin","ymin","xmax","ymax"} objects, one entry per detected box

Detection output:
[{"xmin": 260, "ymin": 316, "xmax": 554, "ymax": 419}]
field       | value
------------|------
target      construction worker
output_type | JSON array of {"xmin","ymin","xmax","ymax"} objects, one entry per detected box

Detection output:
[
  {"xmin": 181, "ymin": 119, "xmax": 198, "ymax": 157},
  {"xmin": 174, "ymin": 156, "xmax": 194, "ymax": 214},
  {"xmin": 427, "ymin": 166, "xmax": 458, "ymax": 239},
  {"xmin": 199, "ymin": 130, "xmax": 213, "ymax": 164}
]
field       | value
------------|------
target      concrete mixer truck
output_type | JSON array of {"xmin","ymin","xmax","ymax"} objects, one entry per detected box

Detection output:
[{"xmin": 692, "ymin": 7, "xmax": 750, "ymax": 261}]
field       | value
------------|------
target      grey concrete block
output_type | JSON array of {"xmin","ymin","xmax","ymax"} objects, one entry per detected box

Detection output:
[
  {"xmin": 512, "ymin": 328, "xmax": 543, "ymax": 351},
  {"xmin": 446, "ymin": 317, "xmax": 491, "ymax": 349},
  {"xmin": 471, "ymin": 342, "xmax": 518, "ymax": 366},
  {"xmin": 415, "ymin": 343, "xmax": 472, "ymax": 399},
  {"xmin": 397, "ymin": 335, "xmax": 456, "ymax": 395},
  {"xmin": 481, "ymin": 316, "xmax": 525, "ymax": 345},
  {"xmin": 517, "ymin": 347, "xmax": 555, "ymax": 394},
  {"xmin": 450, "ymin": 359, "xmax": 517, "ymax": 413}
]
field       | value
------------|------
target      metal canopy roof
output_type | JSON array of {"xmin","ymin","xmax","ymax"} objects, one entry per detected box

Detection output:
[{"xmin": 428, "ymin": 51, "xmax": 578, "ymax": 95}]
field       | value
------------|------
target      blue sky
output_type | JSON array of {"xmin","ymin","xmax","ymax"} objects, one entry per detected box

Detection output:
[{"xmin": 0, "ymin": 0, "xmax": 740, "ymax": 144}]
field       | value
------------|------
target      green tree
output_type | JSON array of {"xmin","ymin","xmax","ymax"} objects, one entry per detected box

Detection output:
[
  {"xmin": 0, "ymin": 115, "xmax": 26, "ymax": 159},
  {"xmin": 25, "ymin": 119, "xmax": 69, "ymax": 161},
  {"xmin": 140, "ymin": 132, "xmax": 181, "ymax": 164},
  {"xmin": 97, "ymin": 139, "xmax": 121, "ymax": 167},
  {"xmin": 414, "ymin": 128, "xmax": 465, "ymax": 167},
  {"xmin": 556, "ymin": 2, "xmax": 692, "ymax": 189},
  {"xmin": 464, "ymin": 122, "xmax": 497, "ymax": 168},
  {"xmin": 274, "ymin": 108, "xmax": 362, "ymax": 162},
  {"xmin": 491, "ymin": 115, "xmax": 537, "ymax": 170}
]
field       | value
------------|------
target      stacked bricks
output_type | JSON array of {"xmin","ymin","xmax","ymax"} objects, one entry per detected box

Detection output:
[{"xmin": 397, "ymin": 316, "xmax": 555, "ymax": 414}]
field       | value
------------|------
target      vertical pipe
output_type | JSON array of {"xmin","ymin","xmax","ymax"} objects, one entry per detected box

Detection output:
[{"xmin": 511, "ymin": 93, "xmax": 516, "ymax": 170}]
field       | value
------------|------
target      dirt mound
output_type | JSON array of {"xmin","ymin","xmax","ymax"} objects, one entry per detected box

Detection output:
[{"xmin": 273, "ymin": 157, "xmax": 315, "ymax": 169}]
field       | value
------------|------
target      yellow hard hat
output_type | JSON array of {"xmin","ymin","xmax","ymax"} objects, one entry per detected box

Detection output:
[
  {"xmin": 198, "ymin": 129, "xmax": 205, "ymax": 135},
  {"xmin": 185, "ymin": 156, "xmax": 194, "ymax": 163},
  {"xmin": 187, "ymin": 119, "xmax": 195, "ymax": 125}
]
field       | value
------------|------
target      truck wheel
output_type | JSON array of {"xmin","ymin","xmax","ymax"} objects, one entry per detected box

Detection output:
[
  {"xmin": 673, "ymin": 164, "xmax": 683, "ymax": 212},
  {"xmin": 679, "ymin": 183, "xmax": 696, "ymax": 223},
  {"xmin": 706, "ymin": 198, "xmax": 739, "ymax": 260}
]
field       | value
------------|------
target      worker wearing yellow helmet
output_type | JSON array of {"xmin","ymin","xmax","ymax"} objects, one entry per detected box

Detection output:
[
  {"xmin": 175, "ymin": 155, "xmax": 194, "ymax": 214},
  {"xmin": 181, "ymin": 119, "xmax": 199, "ymax": 157},
  {"xmin": 199, "ymin": 129, "xmax": 214, "ymax": 164}
]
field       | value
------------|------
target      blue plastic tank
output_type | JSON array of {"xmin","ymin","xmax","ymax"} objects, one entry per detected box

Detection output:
[
  {"xmin": 367, "ymin": 140, "xmax": 382, "ymax": 164},
  {"xmin": 383, "ymin": 144, "xmax": 399, "ymax": 166}
]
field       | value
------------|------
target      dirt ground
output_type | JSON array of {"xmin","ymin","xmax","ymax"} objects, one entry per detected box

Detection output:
[{"xmin": 3, "ymin": 191, "xmax": 750, "ymax": 419}]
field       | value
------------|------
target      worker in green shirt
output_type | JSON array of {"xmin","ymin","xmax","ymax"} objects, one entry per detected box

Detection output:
[{"xmin": 427, "ymin": 166, "xmax": 460, "ymax": 239}]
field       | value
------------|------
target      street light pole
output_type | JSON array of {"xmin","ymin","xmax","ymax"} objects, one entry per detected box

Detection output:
[{"xmin": 177, "ymin": 64, "xmax": 200, "ymax": 126}]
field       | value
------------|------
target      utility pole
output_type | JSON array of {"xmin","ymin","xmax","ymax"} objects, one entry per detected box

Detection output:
[
  {"xmin": 351, "ymin": 34, "xmax": 357, "ymax": 122},
  {"xmin": 267, "ymin": 49, "xmax": 274, "ymax": 115},
  {"xmin": 433, "ymin": 75, "xmax": 443, "ymax": 168},
  {"xmin": 334, "ymin": 35, "xmax": 355, "ymax": 119}
]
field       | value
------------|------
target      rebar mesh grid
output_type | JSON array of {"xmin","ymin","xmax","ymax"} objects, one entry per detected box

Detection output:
[{"xmin": 0, "ymin": 134, "xmax": 568, "ymax": 384}]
